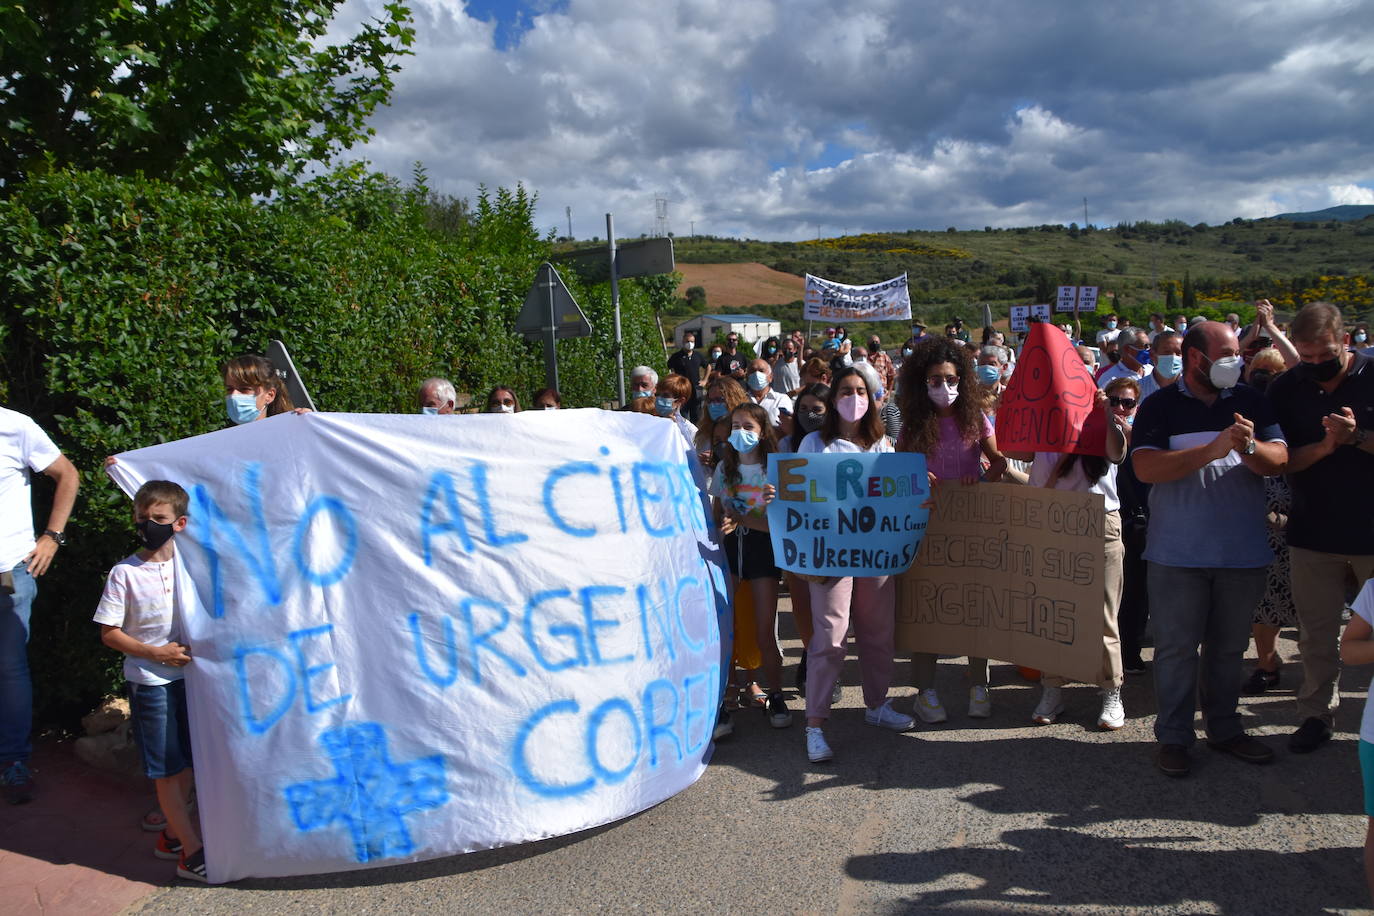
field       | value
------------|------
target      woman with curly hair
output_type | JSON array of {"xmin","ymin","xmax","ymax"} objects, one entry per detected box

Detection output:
[{"xmin": 896, "ymin": 338, "xmax": 1007, "ymax": 724}]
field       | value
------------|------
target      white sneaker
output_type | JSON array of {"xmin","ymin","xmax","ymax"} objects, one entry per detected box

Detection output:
[
  {"xmin": 805, "ymin": 726, "xmax": 833, "ymax": 762},
  {"xmin": 1031, "ymin": 685, "xmax": 1064, "ymax": 724},
  {"xmin": 913, "ymin": 688, "xmax": 947, "ymax": 724},
  {"xmin": 864, "ymin": 699, "xmax": 915, "ymax": 732},
  {"xmin": 968, "ymin": 685, "xmax": 992, "ymax": 718},
  {"xmin": 1098, "ymin": 686, "xmax": 1125, "ymax": 730}
]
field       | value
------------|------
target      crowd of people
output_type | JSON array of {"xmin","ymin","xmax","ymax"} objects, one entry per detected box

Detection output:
[{"xmin": 2, "ymin": 303, "xmax": 1373, "ymax": 890}]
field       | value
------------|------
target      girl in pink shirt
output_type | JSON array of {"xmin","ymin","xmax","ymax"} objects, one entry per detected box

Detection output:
[{"xmin": 896, "ymin": 339, "xmax": 1007, "ymax": 723}]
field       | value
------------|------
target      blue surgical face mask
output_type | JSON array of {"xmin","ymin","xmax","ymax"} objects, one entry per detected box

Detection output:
[
  {"xmin": 707, "ymin": 401, "xmax": 728, "ymax": 421},
  {"xmin": 1155, "ymin": 354, "xmax": 1183, "ymax": 379},
  {"xmin": 420, "ymin": 406, "xmax": 439, "ymax": 415},
  {"xmin": 226, "ymin": 393, "xmax": 260, "ymax": 425},
  {"xmin": 1356, "ymin": 332, "xmax": 1368, "ymax": 344},
  {"xmin": 632, "ymin": 389, "xmax": 653, "ymax": 400},
  {"xmin": 974, "ymin": 365, "xmax": 1001, "ymax": 385},
  {"xmin": 728, "ymin": 428, "xmax": 759, "ymax": 454},
  {"xmin": 747, "ymin": 370, "xmax": 769, "ymax": 392},
  {"xmin": 654, "ymin": 397, "xmax": 676, "ymax": 416},
  {"xmin": 1106, "ymin": 320, "xmax": 1118, "ymax": 330}
]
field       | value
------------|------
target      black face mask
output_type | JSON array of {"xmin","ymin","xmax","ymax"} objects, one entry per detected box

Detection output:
[
  {"xmin": 135, "ymin": 519, "xmax": 176, "ymax": 551},
  {"xmin": 1297, "ymin": 355, "xmax": 1342, "ymax": 383},
  {"xmin": 798, "ymin": 409, "xmax": 825, "ymax": 433},
  {"xmin": 1106, "ymin": 350, "xmax": 1121, "ymax": 363},
  {"xmin": 1248, "ymin": 369, "xmax": 1275, "ymax": 392}
]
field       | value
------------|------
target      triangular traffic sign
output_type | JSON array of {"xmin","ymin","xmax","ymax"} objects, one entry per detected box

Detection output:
[{"xmin": 514, "ymin": 263, "xmax": 592, "ymax": 339}]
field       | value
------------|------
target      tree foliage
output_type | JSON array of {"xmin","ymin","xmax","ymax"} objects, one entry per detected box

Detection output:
[{"xmin": 0, "ymin": 0, "xmax": 415, "ymax": 195}]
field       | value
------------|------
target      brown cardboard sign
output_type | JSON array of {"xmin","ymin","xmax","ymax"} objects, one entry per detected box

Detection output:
[{"xmin": 894, "ymin": 482, "xmax": 1105, "ymax": 684}]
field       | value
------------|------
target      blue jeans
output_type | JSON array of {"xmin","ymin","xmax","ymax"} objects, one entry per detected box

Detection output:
[
  {"xmin": 1148, "ymin": 563, "xmax": 1267, "ymax": 747},
  {"xmin": 128, "ymin": 680, "xmax": 193, "ymax": 779},
  {"xmin": 0, "ymin": 562, "xmax": 36, "ymax": 762}
]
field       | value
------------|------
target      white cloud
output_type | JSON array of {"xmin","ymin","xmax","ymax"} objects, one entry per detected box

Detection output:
[
  {"xmin": 1330, "ymin": 183, "xmax": 1374, "ymax": 205},
  {"xmin": 339, "ymin": 0, "xmax": 1374, "ymax": 239}
]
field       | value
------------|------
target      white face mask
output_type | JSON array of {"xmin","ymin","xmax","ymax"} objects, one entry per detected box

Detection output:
[
  {"xmin": 497, "ymin": 404, "xmax": 515, "ymax": 413},
  {"xmin": 684, "ymin": 341, "xmax": 695, "ymax": 351},
  {"xmin": 1207, "ymin": 355, "xmax": 1243, "ymax": 390},
  {"xmin": 928, "ymin": 382, "xmax": 959, "ymax": 407}
]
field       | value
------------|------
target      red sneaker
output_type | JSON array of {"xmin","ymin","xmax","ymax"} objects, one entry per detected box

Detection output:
[{"xmin": 154, "ymin": 830, "xmax": 182, "ymax": 860}]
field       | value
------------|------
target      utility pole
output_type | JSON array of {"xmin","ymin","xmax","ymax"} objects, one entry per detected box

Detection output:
[
  {"xmin": 1083, "ymin": 197, "xmax": 1088, "ymax": 229},
  {"xmin": 690, "ymin": 220, "xmax": 695, "ymax": 237},
  {"xmin": 566, "ymin": 206, "xmax": 572, "ymax": 239}
]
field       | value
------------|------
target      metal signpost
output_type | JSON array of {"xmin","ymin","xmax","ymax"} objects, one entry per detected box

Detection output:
[
  {"xmin": 552, "ymin": 220, "xmax": 676, "ymax": 405},
  {"xmin": 514, "ymin": 262, "xmax": 592, "ymax": 391}
]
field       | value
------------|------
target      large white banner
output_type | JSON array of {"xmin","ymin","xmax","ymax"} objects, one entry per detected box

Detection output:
[
  {"xmin": 803, "ymin": 273, "xmax": 912, "ymax": 321},
  {"xmin": 107, "ymin": 410, "xmax": 730, "ymax": 884}
]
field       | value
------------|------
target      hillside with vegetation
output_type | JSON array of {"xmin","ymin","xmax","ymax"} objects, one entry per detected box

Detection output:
[{"xmin": 623, "ymin": 212, "xmax": 1374, "ymax": 338}]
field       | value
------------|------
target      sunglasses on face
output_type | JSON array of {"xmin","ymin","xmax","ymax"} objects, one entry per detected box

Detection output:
[{"xmin": 1108, "ymin": 396, "xmax": 1137, "ymax": 409}]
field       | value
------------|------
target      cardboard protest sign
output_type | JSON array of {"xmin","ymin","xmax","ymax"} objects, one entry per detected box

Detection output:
[
  {"xmin": 995, "ymin": 321, "xmax": 1106, "ymax": 455},
  {"xmin": 894, "ymin": 483, "xmax": 1104, "ymax": 684},
  {"xmin": 803, "ymin": 273, "xmax": 912, "ymax": 322},
  {"xmin": 766, "ymin": 452, "xmax": 929, "ymax": 578},
  {"xmin": 107, "ymin": 410, "xmax": 730, "ymax": 883}
]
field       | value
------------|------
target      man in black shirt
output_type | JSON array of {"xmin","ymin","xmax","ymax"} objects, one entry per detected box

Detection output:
[
  {"xmin": 714, "ymin": 332, "xmax": 747, "ymax": 383},
  {"xmin": 667, "ymin": 331, "xmax": 707, "ymax": 422},
  {"xmin": 1268, "ymin": 302, "xmax": 1374, "ymax": 754}
]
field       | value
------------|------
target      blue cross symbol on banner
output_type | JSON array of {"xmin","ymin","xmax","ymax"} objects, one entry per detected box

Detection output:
[{"xmin": 285, "ymin": 722, "xmax": 449, "ymax": 863}]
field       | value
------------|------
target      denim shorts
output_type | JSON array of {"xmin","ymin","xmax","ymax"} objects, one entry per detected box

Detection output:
[{"xmin": 128, "ymin": 680, "xmax": 193, "ymax": 779}]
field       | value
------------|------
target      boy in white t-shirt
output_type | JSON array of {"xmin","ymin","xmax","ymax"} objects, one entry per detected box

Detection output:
[
  {"xmin": 1340, "ymin": 577, "xmax": 1374, "ymax": 904},
  {"xmin": 92, "ymin": 480, "xmax": 206, "ymax": 882}
]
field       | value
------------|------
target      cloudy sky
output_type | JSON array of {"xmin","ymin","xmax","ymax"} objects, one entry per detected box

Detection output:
[{"xmin": 335, "ymin": 0, "xmax": 1374, "ymax": 240}]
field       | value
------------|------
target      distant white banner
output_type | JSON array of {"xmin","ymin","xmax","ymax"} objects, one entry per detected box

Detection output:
[
  {"xmin": 803, "ymin": 273, "xmax": 912, "ymax": 321},
  {"xmin": 107, "ymin": 410, "xmax": 730, "ymax": 884}
]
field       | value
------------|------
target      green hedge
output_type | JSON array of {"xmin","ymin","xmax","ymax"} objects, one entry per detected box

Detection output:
[{"xmin": 0, "ymin": 168, "xmax": 671, "ymax": 728}]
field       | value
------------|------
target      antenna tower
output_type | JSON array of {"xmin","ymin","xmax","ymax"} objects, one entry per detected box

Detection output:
[{"xmin": 654, "ymin": 195, "xmax": 670, "ymax": 237}]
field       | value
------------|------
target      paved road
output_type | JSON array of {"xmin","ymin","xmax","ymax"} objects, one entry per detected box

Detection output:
[{"xmin": 134, "ymin": 605, "xmax": 1372, "ymax": 915}]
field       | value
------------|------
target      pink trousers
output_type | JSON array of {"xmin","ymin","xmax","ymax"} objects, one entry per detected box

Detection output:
[{"xmin": 805, "ymin": 576, "xmax": 895, "ymax": 720}]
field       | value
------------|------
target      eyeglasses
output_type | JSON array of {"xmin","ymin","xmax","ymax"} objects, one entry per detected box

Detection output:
[{"xmin": 1108, "ymin": 396, "xmax": 1137, "ymax": 409}]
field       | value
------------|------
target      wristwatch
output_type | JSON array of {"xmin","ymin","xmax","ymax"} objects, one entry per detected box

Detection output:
[
  {"xmin": 1355, "ymin": 427, "xmax": 1369, "ymax": 447},
  {"xmin": 42, "ymin": 529, "xmax": 67, "ymax": 547},
  {"xmin": 1242, "ymin": 439, "xmax": 1257, "ymax": 456}
]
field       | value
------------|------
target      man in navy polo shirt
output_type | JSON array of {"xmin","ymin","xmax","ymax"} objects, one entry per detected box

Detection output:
[
  {"xmin": 1132, "ymin": 321, "xmax": 1288, "ymax": 777},
  {"xmin": 1267, "ymin": 302, "xmax": 1374, "ymax": 754}
]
